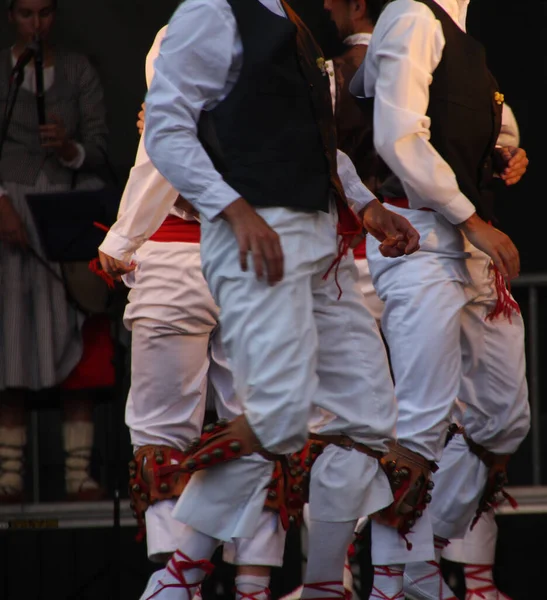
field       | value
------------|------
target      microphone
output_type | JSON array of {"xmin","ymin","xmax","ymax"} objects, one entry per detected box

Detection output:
[{"xmin": 10, "ymin": 40, "xmax": 39, "ymax": 82}]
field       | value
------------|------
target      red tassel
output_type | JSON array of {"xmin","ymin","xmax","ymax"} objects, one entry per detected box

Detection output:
[
  {"xmin": 322, "ymin": 198, "xmax": 363, "ymax": 300},
  {"xmin": 501, "ymin": 489, "xmax": 519, "ymax": 509},
  {"xmin": 486, "ymin": 265, "xmax": 520, "ymax": 322},
  {"xmin": 88, "ymin": 257, "xmax": 116, "ymax": 289}
]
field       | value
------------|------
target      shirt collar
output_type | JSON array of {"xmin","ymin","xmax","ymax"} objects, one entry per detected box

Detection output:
[
  {"xmin": 434, "ymin": 0, "xmax": 470, "ymax": 31},
  {"xmin": 343, "ymin": 32, "xmax": 373, "ymax": 47}
]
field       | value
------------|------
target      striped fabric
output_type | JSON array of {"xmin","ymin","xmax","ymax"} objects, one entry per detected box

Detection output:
[{"xmin": 0, "ymin": 48, "xmax": 107, "ymax": 390}]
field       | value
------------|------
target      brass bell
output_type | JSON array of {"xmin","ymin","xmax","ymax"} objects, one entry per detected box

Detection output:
[
  {"xmin": 203, "ymin": 424, "xmax": 215, "ymax": 433},
  {"xmin": 159, "ymin": 483, "xmax": 169, "ymax": 493},
  {"xmin": 424, "ymin": 493, "xmax": 432, "ymax": 503},
  {"xmin": 290, "ymin": 469, "xmax": 297, "ymax": 477},
  {"xmin": 407, "ymin": 519, "xmax": 416, "ymax": 528},
  {"xmin": 190, "ymin": 437, "xmax": 201, "ymax": 448},
  {"xmin": 217, "ymin": 418, "xmax": 229, "ymax": 428},
  {"xmin": 140, "ymin": 493, "xmax": 147, "ymax": 501},
  {"xmin": 129, "ymin": 470, "xmax": 137, "ymax": 479},
  {"xmin": 212, "ymin": 448, "xmax": 224, "ymax": 459},
  {"xmin": 415, "ymin": 510, "xmax": 423, "ymax": 518},
  {"xmin": 268, "ymin": 490, "xmax": 277, "ymax": 500},
  {"xmin": 398, "ymin": 467, "xmax": 410, "ymax": 479},
  {"xmin": 186, "ymin": 458, "xmax": 198, "ymax": 470},
  {"xmin": 132, "ymin": 511, "xmax": 139, "ymax": 518},
  {"xmin": 310, "ymin": 444, "xmax": 320, "ymax": 454},
  {"xmin": 229, "ymin": 441, "xmax": 241, "ymax": 453},
  {"xmin": 304, "ymin": 458, "xmax": 312, "ymax": 466},
  {"xmin": 129, "ymin": 460, "xmax": 137, "ymax": 469},
  {"xmin": 132, "ymin": 484, "xmax": 141, "ymax": 493},
  {"xmin": 155, "ymin": 454, "xmax": 164, "ymax": 465},
  {"xmin": 386, "ymin": 460, "xmax": 397, "ymax": 471},
  {"xmin": 200, "ymin": 453, "xmax": 211, "ymax": 464},
  {"xmin": 427, "ymin": 480, "xmax": 435, "ymax": 490},
  {"xmin": 292, "ymin": 485, "xmax": 301, "ymax": 493},
  {"xmin": 391, "ymin": 478, "xmax": 402, "ymax": 489}
]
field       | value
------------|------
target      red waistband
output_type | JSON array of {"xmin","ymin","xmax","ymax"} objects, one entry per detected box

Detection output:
[
  {"xmin": 149, "ymin": 215, "xmax": 201, "ymax": 243},
  {"xmin": 383, "ymin": 197, "xmax": 434, "ymax": 212},
  {"xmin": 353, "ymin": 237, "xmax": 367, "ymax": 260}
]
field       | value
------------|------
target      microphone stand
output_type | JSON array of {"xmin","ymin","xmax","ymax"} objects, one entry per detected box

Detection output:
[
  {"xmin": 34, "ymin": 36, "xmax": 46, "ymax": 126},
  {"xmin": 0, "ymin": 68, "xmax": 25, "ymax": 162}
]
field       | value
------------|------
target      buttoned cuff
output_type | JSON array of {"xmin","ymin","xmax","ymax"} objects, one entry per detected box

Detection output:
[
  {"xmin": 99, "ymin": 229, "xmax": 140, "ymax": 263},
  {"xmin": 59, "ymin": 142, "xmax": 86, "ymax": 170},
  {"xmin": 437, "ymin": 192, "xmax": 476, "ymax": 225},
  {"xmin": 194, "ymin": 179, "xmax": 242, "ymax": 222}
]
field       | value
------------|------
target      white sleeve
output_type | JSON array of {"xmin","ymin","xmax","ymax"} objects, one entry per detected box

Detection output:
[
  {"xmin": 497, "ymin": 103, "xmax": 520, "ymax": 148},
  {"xmin": 144, "ymin": 0, "xmax": 242, "ymax": 222},
  {"xmin": 337, "ymin": 149, "xmax": 376, "ymax": 214},
  {"xmin": 58, "ymin": 142, "xmax": 86, "ymax": 169},
  {"xmin": 365, "ymin": 4, "xmax": 476, "ymax": 224},
  {"xmin": 98, "ymin": 27, "xmax": 178, "ymax": 262}
]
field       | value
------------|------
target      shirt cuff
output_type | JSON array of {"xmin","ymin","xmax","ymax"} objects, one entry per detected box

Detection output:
[
  {"xmin": 99, "ymin": 229, "xmax": 140, "ymax": 263},
  {"xmin": 437, "ymin": 192, "xmax": 476, "ymax": 225},
  {"xmin": 58, "ymin": 142, "xmax": 86, "ymax": 170},
  {"xmin": 194, "ymin": 179, "xmax": 242, "ymax": 222}
]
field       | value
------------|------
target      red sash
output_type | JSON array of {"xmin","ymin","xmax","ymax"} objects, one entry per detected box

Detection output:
[{"xmin": 149, "ymin": 215, "xmax": 201, "ymax": 243}]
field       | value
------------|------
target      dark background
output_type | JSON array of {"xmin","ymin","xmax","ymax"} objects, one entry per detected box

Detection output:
[{"xmin": 0, "ymin": 1, "xmax": 545, "ymax": 599}]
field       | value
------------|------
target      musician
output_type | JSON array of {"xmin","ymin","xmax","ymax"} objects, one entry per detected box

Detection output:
[{"xmin": 0, "ymin": 0, "xmax": 108, "ymax": 503}]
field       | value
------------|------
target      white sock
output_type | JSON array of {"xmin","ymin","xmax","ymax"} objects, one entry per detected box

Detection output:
[
  {"xmin": 63, "ymin": 421, "xmax": 99, "ymax": 493},
  {"xmin": 235, "ymin": 575, "xmax": 271, "ymax": 600},
  {"xmin": 302, "ymin": 520, "xmax": 356, "ymax": 599},
  {"xmin": 370, "ymin": 565, "xmax": 404, "ymax": 600},
  {"xmin": 157, "ymin": 529, "xmax": 219, "ymax": 599},
  {"xmin": 0, "ymin": 426, "xmax": 26, "ymax": 494},
  {"xmin": 404, "ymin": 560, "xmax": 456, "ymax": 599}
]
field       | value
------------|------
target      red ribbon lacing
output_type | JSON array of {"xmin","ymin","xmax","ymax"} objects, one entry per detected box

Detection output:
[
  {"xmin": 235, "ymin": 588, "xmax": 271, "ymax": 600},
  {"xmin": 301, "ymin": 581, "xmax": 349, "ymax": 600},
  {"xmin": 406, "ymin": 561, "xmax": 457, "ymax": 600},
  {"xmin": 145, "ymin": 550, "xmax": 214, "ymax": 600},
  {"xmin": 463, "ymin": 565, "xmax": 512, "ymax": 600},
  {"xmin": 322, "ymin": 197, "xmax": 363, "ymax": 300},
  {"xmin": 370, "ymin": 567, "xmax": 405, "ymax": 600}
]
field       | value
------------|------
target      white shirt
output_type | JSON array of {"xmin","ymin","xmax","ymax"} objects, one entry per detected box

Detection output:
[
  {"xmin": 144, "ymin": 0, "xmax": 375, "ymax": 223},
  {"xmin": 353, "ymin": 0, "xmax": 484, "ymax": 224},
  {"xmin": 99, "ymin": 26, "xmax": 190, "ymax": 262}
]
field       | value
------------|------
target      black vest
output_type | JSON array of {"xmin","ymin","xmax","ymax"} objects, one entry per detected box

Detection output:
[
  {"xmin": 380, "ymin": 0, "xmax": 502, "ymax": 222},
  {"xmin": 198, "ymin": 0, "xmax": 346, "ymax": 213}
]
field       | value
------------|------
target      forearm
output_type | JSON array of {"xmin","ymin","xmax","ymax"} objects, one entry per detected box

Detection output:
[{"xmin": 336, "ymin": 149, "xmax": 376, "ymax": 214}]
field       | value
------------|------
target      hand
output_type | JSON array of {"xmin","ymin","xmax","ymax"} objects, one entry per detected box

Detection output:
[
  {"xmin": 98, "ymin": 249, "xmax": 137, "ymax": 281},
  {"xmin": 459, "ymin": 213, "xmax": 519, "ymax": 280},
  {"xmin": 495, "ymin": 146, "xmax": 529, "ymax": 186},
  {"xmin": 137, "ymin": 103, "xmax": 145, "ymax": 135},
  {"xmin": 40, "ymin": 115, "xmax": 78, "ymax": 162},
  {"xmin": 221, "ymin": 197, "xmax": 284, "ymax": 285},
  {"xmin": 0, "ymin": 195, "xmax": 28, "ymax": 248},
  {"xmin": 175, "ymin": 194, "xmax": 199, "ymax": 218},
  {"xmin": 361, "ymin": 199, "xmax": 420, "ymax": 257}
]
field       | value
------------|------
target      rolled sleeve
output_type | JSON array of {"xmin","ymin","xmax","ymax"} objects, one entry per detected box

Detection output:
[
  {"xmin": 337, "ymin": 149, "xmax": 376, "ymax": 214},
  {"xmin": 144, "ymin": 1, "xmax": 241, "ymax": 221},
  {"xmin": 365, "ymin": 4, "xmax": 476, "ymax": 224}
]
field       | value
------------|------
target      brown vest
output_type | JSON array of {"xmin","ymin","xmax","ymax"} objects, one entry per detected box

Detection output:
[{"xmin": 332, "ymin": 44, "xmax": 389, "ymax": 195}]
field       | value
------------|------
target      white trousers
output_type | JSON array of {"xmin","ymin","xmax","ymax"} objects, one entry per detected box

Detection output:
[
  {"xmin": 367, "ymin": 206, "xmax": 530, "ymax": 562},
  {"xmin": 173, "ymin": 206, "xmax": 396, "ymax": 542},
  {"xmin": 123, "ymin": 240, "xmax": 284, "ymax": 561}
]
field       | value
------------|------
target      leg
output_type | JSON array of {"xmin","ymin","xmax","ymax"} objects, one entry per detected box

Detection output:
[
  {"xmin": 303, "ymin": 255, "xmax": 397, "ymax": 598},
  {"xmin": 124, "ymin": 241, "xmax": 218, "ymax": 563},
  {"xmin": 0, "ymin": 390, "xmax": 26, "ymax": 502},
  {"xmin": 365, "ymin": 209, "xmax": 469, "ymax": 598},
  {"xmin": 429, "ymin": 247, "xmax": 530, "ymax": 541},
  {"xmin": 174, "ymin": 207, "xmax": 330, "ymax": 541}
]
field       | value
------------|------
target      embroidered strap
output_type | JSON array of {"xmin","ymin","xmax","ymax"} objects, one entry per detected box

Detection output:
[
  {"xmin": 302, "ymin": 581, "xmax": 349, "ymax": 600},
  {"xmin": 145, "ymin": 550, "xmax": 214, "ymax": 600},
  {"xmin": 407, "ymin": 561, "xmax": 457, "ymax": 600},
  {"xmin": 370, "ymin": 567, "xmax": 405, "ymax": 600}
]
